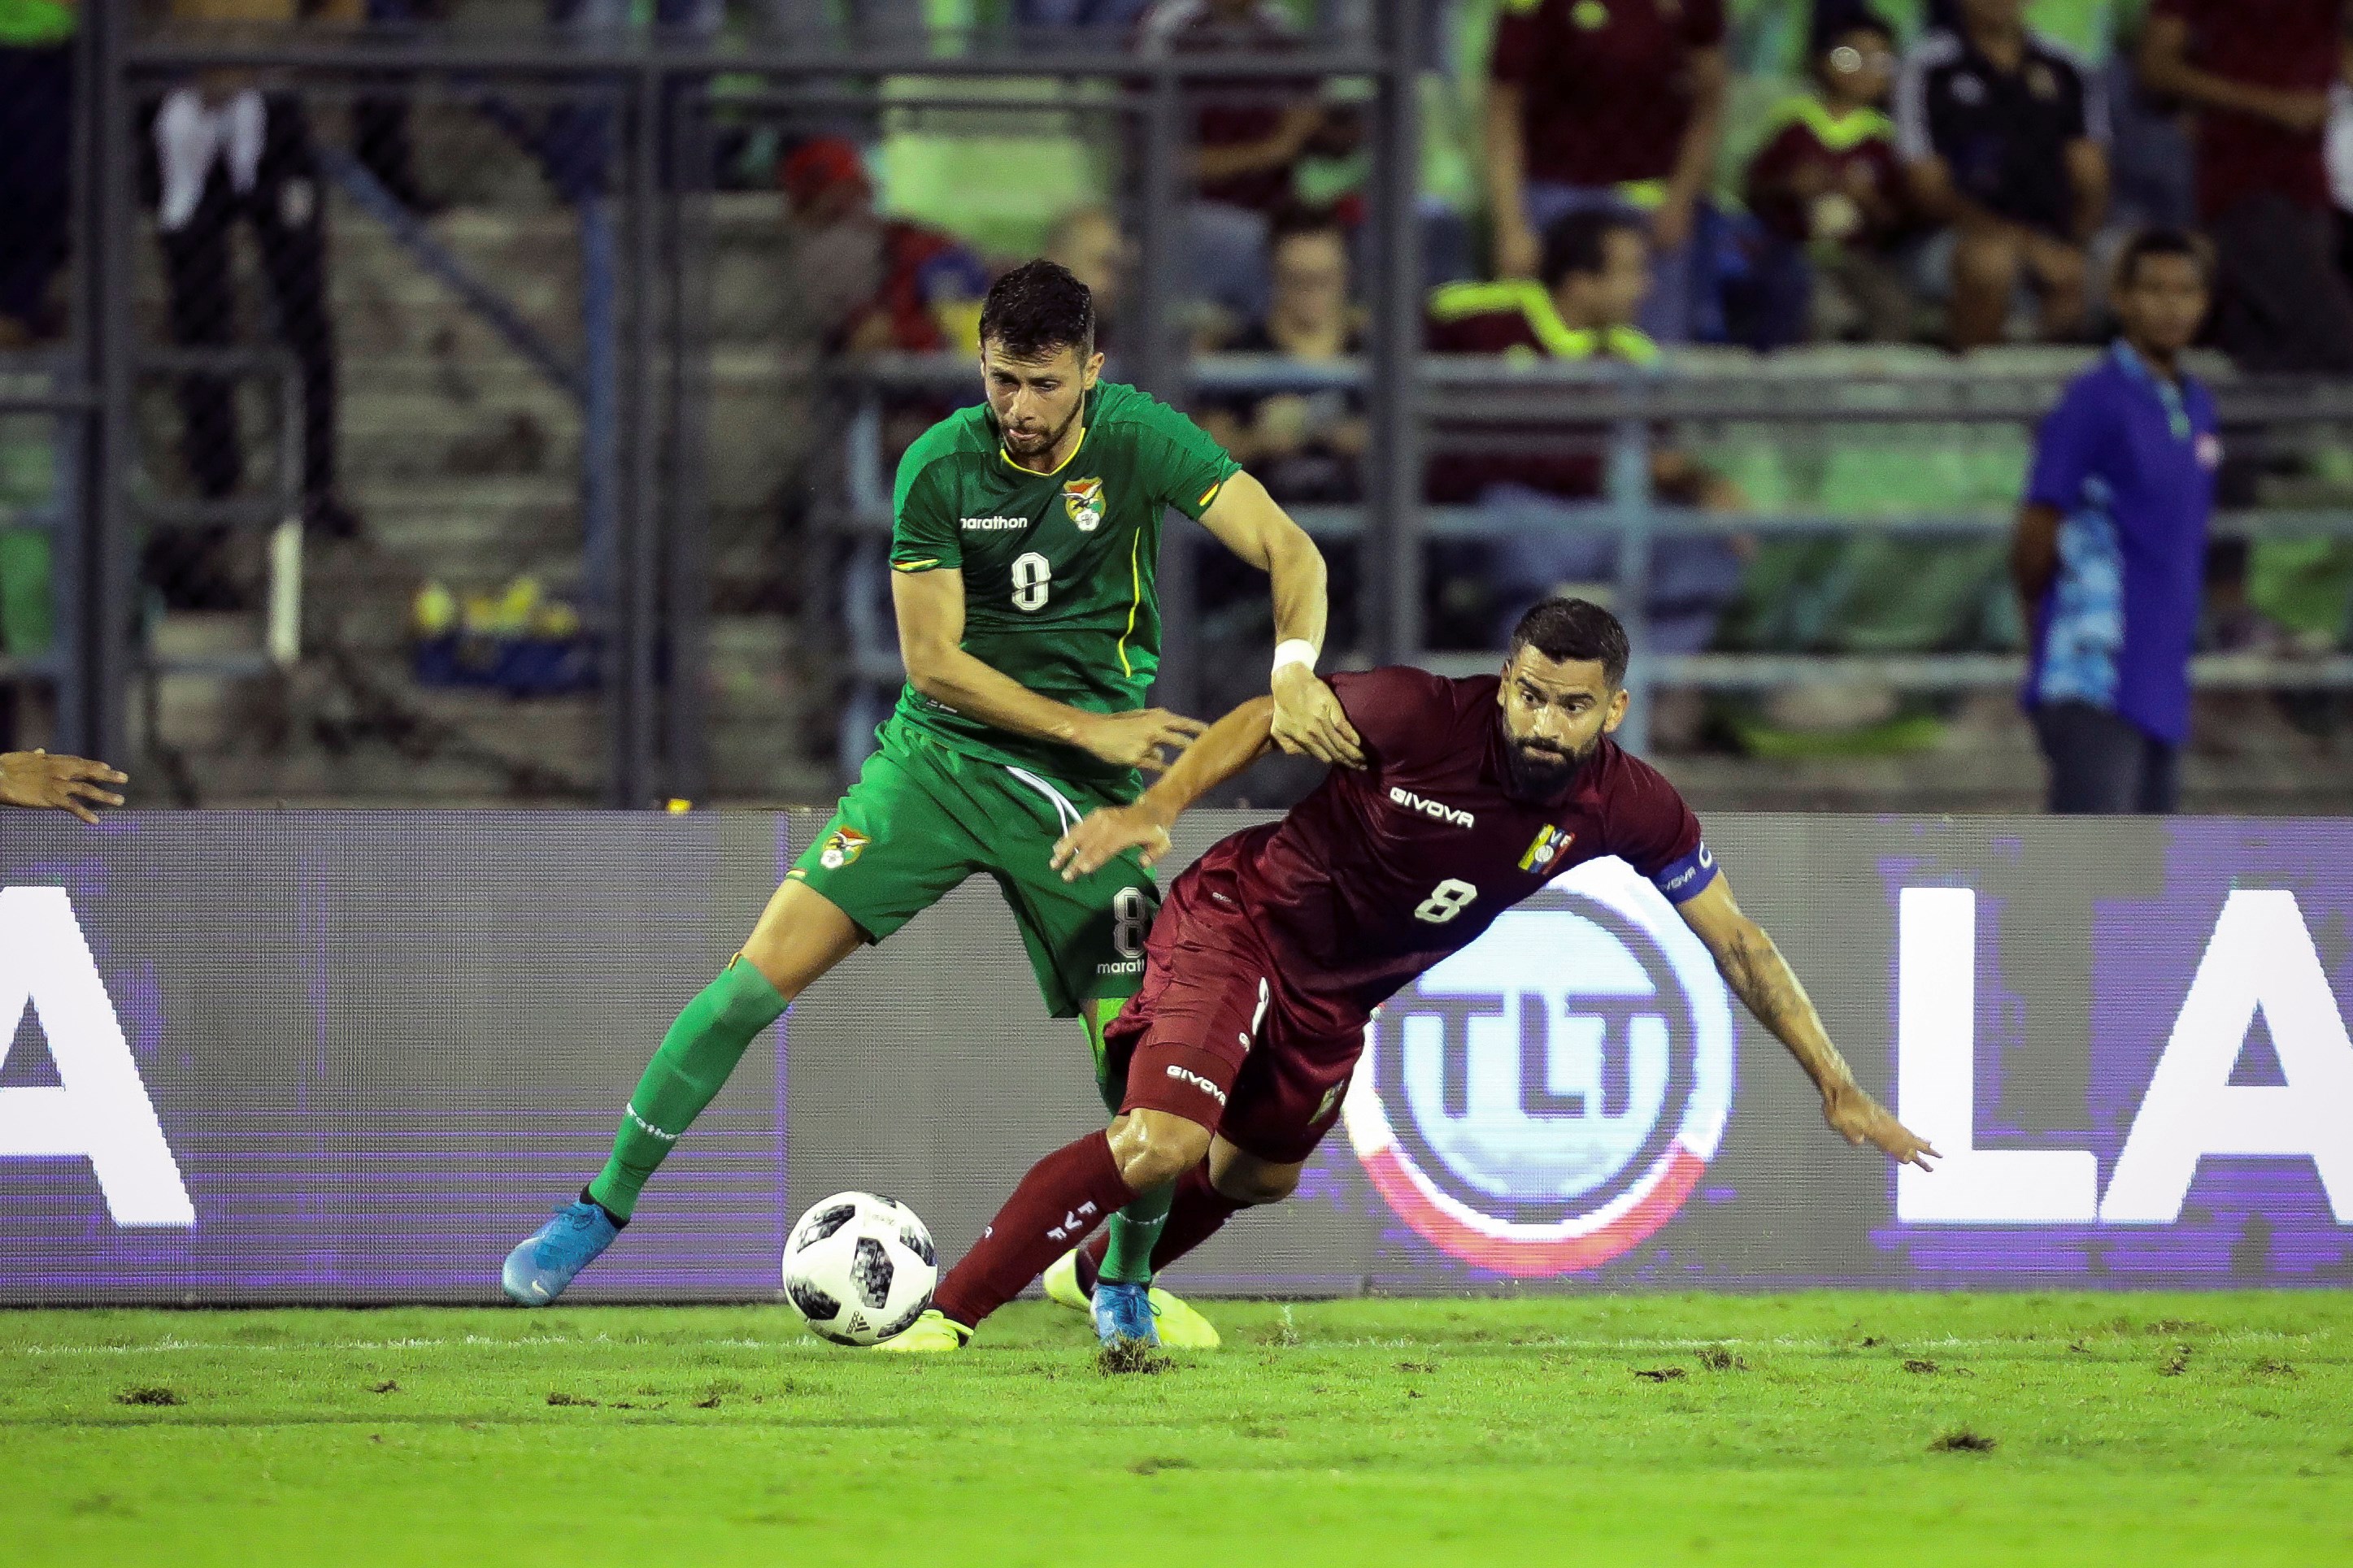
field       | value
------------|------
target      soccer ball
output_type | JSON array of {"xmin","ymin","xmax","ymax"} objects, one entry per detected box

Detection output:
[{"xmin": 782, "ymin": 1191, "xmax": 937, "ymax": 1346}]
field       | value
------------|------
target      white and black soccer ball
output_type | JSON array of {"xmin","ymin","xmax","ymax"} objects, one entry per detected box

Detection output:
[{"xmin": 782, "ymin": 1191, "xmax": 937, "ymax": 1346}]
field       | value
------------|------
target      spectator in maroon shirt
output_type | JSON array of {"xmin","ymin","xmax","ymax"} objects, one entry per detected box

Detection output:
[
  {"xmin": 1424, "ymin": 211, "xmax": 1746, "ymax": 652},
  {"xmin": 2139, "ymin": 0, "xmax": 2353, "ymax": 372},
  {"xmin": 781, "ymin": 138, "xmax": 989, "ymax": 356},
  {"xmin": 1135, "ymin": 0, "xmax": 1326, "ymax": 328},
  {"xmin": 1737, "ymin": 15, "xmax": 1916, "ymax": 345},
  {"xmin": 1485, "ymin": 0, "xmax": 1729, "ymax": 344}
]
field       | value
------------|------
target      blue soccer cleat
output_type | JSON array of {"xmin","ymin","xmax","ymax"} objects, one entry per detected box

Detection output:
[
  {"xmin": 1092, "ymin": 1279, "xmax": 1159, "ymax": 1347},
  {"xmin": 502, "ymin": 1200, "xmax": 618, "ymax": 1305}
]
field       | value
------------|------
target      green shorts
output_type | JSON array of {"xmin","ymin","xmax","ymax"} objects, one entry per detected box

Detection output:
[{"xmin": 789, "ymin": 719, "xmax": 1159, "ymax": 1019}]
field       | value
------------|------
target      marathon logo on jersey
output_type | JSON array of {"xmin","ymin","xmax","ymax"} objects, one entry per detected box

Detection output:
[
  {"xmin": 960, "ymin": 515, "xmax": 1029, "ymax": 532},
  {"xmin": 818, "ymin": 827, "xmax": 871, "ymax": 870},
  {"xmin": 1062, "ymin": 477, "xmax": 1105, "ymax": 532},
  {"xmin": 1389, "ymin": 786, "xmax": 1475, "ymax": 828},
  {"xmin": 1340, "ymin": 858, "xmax": 1734, "ymax": 1278},
  {"xmin": 1518, "ymin": 824, "xmax": 1576, "ymax": 874},
  {"xmin": 1166, "ymin": 1064, "xmax": 1229, "ymax": 1107}
]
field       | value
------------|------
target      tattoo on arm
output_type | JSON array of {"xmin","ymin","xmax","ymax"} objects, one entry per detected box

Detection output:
[{"xmin": 1713, "ymin": 920, "xmax": 1855, "ymax": 1094}]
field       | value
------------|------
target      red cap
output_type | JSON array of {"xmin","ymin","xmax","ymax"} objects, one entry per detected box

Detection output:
[{"xmin": 781, "ymin": 137, "xmax": 871, "ymax": 208}]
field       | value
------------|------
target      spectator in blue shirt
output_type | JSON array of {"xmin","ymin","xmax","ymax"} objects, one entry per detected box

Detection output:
[{"xmin": 2011, "ymin": 228, "xmax": 2219, "ymax": 814}]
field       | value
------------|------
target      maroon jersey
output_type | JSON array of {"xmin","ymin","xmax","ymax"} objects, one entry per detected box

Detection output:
[
  {"xmin": 2150, "ymin": 0, "xmax": 2338, "ymax": 216},
  {"xmin": 1182, "ymin": 666, "xmax": 1715, "ymax": 1028},
  {"xmin": 1742, "ymin": 100, "xmax": 1907, "ymax": 249},
  {"xmin": 1490, "ymin": 0, "xmax": 1726, "ymax": 188}
]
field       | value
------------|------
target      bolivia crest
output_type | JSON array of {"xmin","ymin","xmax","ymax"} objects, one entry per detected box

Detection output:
[
  {"xmin": 1063, "ymin": 477, "xmax": 1105, "ymax": 532},
  {"xmin": 819, "ymin": 827, "xmax": 870, "ymax": 870}
]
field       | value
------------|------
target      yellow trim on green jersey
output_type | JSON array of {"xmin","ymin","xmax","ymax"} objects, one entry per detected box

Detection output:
[
  {"xmin": 892, "ymin": 557, "xmax": 942, "ymax": 573},
  {"xmin": 1197, "ymin": 480, "xmax": 1223, "ymax": 510},
  {"xmin": 1116, "ymin": 529, "xmax": 1144, "ymax": 677},
  {"xmin": 1001, "ymin": 425, "xmax": 1088, "ymax": 479}
]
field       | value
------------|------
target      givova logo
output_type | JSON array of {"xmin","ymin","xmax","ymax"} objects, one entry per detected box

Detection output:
[
  {"xmin": 0, "ymin": 888, "xmax": 194, "ymax": 1227},
  {"xmin": 1342, "ymin": 857, "xmax": 1732, "ymax": 1275}
]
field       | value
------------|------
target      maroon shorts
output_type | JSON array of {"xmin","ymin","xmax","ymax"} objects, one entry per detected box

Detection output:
[{"xmin": 1104, "ymin": 869, "xmax": 1366, "ymax": 1165}]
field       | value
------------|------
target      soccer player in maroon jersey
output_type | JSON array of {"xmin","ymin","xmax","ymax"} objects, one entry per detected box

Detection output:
[{"xmin": 880, "ymin": 599, "xmax": 1937, "ymax": 1350}]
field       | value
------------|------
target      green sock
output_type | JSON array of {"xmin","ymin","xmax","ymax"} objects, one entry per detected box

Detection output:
[
  {"xmin": 588, "ymin": 957, "xmax": 787, "ymax": 1221},
  {"xmin": 1082, "ymin": 997, "xmax": 1172, "ymax": 1287}
]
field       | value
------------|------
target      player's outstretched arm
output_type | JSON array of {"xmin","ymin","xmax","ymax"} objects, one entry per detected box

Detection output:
[
  {"xmin": 1675, "ymin": 875, "xmax": 1940, "ymax": 1172},
  {"xmin": 892, "ymin": 566, "xmax": 1206, "ymax": 774},
  {"xmin": 1197, "ymin": 471, "xmax": 1365, "ymax": 769},
  {"xmin": 0, "ymin": 749, "xmax": 128, "ymax": 825},
  {"xmin": 1051, "ymin": 696, "xmax": 1277, "ymax": 881}
]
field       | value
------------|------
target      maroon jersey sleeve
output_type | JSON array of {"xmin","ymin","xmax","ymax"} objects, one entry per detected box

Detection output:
[
  {"xmin": 1598, "ymin": 747, "xmax": 1717, "ymax": 904},
  {"xmin": 1324, "ymin": 666, "xmax": 1459, "ymax": 767}
]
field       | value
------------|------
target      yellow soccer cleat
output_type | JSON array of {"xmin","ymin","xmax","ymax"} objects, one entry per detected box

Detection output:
[
  {"xmin": 872, "ymin": 1309, "xmax": 971, "ymax": 1353},
  {"xmin": 1043, "ymin": 1249, "xmax": 1091, "ymax": 1313},
  {"xmin": 1146, "ymin": 1287, "xmax": 1221, "ymax": 1351}
]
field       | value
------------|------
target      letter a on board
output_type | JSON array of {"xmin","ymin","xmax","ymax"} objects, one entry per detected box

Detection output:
[{"xmin": 0, "ymin": 888, "xmax": 195, "ymax": 1227}]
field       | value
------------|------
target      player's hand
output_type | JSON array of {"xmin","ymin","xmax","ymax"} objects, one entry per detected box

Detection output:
[
  {"xmin": 1823, "ymin": 1081, "xmax": 1939, "ymax": 1171},
  {"xmin": 1077, "ymin": 708, "xmax": 1208, "ymax": 774},
  {"xmin": 1270, "ymin": 664, "xmax": 1365, "ymax": 769},
  {"xmin": 0, "ymin": 749, "xmax": 128, "ymax": 826},
  {"xmin": 1052, "ymin": 803, "xmax": 1173, "ymax": 882}
]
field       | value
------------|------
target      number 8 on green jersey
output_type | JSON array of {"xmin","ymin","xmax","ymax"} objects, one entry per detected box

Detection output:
[{"xmin": 789, "ymin": 380, "xmax": 1240, "ymax": 1023}]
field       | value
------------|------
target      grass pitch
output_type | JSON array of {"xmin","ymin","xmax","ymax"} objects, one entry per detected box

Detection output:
[{"xmin": 5, "ymin": 1293, "xmax": 2350, "ymax": 1566}]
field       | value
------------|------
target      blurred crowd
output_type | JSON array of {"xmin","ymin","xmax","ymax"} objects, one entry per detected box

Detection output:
[{"xmin": 2, "ymin": 0, "xmax": 2351, "ymax": 735}]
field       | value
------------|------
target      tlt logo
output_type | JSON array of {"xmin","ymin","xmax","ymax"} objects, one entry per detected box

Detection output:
[
  {"xmin": 0, "ymin": 888, "xmax": 195, "ymax": 1227},
  {"xmin": 1897, "ymin": 887, "xmax": 2353, "ymax": 1225}
]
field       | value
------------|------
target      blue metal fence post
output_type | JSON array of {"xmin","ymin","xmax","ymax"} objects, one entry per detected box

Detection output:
[{"xmin": 1607, "ymin": 390, "xmax": 1653, "ymax": 754}]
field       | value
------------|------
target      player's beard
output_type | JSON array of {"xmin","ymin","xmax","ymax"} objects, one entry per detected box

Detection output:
[
  {"xmin": 1003, "ymin": 400, "xmax": 1081, "ymax": 466},
  {"xmin": 1502, "ymin": 732, "xmax": 1593, "ymax": 798}
]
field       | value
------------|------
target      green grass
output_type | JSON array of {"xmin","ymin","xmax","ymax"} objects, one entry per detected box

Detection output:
[{"xmin": 5, "ymin": 1294, "xmax": 2351, "ymax": 1566}]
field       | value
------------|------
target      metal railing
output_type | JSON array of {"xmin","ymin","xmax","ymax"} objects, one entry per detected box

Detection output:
[{"xmin": 825, "ymin": 351, "xmax": 2353, "ymax": 770}]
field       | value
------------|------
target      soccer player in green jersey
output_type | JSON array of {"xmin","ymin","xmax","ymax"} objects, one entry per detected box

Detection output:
[{"xmin": 502, "ymin": 258, "xmax": 1363, "ymax": 1348}]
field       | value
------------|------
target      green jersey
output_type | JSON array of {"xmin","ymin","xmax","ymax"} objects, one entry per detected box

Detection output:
[{"xmin": 886, "ymin": 380, "xmax": 1239, "ymax": 784}]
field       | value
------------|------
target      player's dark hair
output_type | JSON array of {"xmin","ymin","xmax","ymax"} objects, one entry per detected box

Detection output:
[
  {"xmin": 1539, "ymin": 210, "xmax": 1644, "ymax": 293},
  {"xmin": 1509, "ymin": 597, "xmax": 1630, "ymax": 688},
  {"xmin": 2114, "ymin": 227, "xmax": 2211, "ymax": 292},
  {"xmin": 980, "ymin": 258, "xmax": 1095, "ymax": 365}
]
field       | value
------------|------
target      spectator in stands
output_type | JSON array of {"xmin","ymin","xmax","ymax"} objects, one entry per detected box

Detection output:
[
  {"xmin": 1045, "ymin": 206, "xmax": 1135, "ymax": 353},
  {"xmin": 1483, "ymin": 0, "xmax": 1728, "ymax": 345},
  {"xmin": 2012, "ymin": 229, "xmax": 2217, "ymax": 814},
  {"xmin": 1896, "ymin": 0, "xmax": 2109, "ymax": 350},
  {"xmin": 780, "ymin": 138, "xmax": 989, "ymax": 356},
  {"xmin": 1425, "ymin": 210, "xmax": 1744, "ymax": 651},
  {"xmin": 1135, "ymin": 0, "xmax": 1325, "ymax": 329},
  {"xmin": 145, "ymin": 0, "xmax": 363, "ymax": 610},
  {"xmin": 1738, "ymin": 14, "xmax": 1914, "ymax": 346},
  {"xmin": 0, "ymin": 0, "xmax": 74, "ymax": 347},
  {"xmin": 1196, "ymin": 207, "xmax": 1366, "ymax": 506},
  {"xmin": 2138, "ymin": 0, "xmax": 2353, "ymax": 374}
]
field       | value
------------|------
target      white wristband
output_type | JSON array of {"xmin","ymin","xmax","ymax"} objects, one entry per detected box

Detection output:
[{"xmin": 1272, "ymin": 640, "xmax": 1318, "ymax": 678}]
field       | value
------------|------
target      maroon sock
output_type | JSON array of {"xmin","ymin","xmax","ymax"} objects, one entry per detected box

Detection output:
[
  {"xmin": 1145, "ymin": 1161, "xmax": 1250, "ymax": 1274},
  {"xmin": 933, "ymin": 1131, "xmax": 1136, "ymax": 1329}
]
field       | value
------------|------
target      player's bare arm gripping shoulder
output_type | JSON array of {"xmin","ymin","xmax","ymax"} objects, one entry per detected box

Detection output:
[
  {"xmin": 1058, "ymin": 693, "xmax": 1938, "ymax": 1171},
  {"xmin": 894, "ymin": 467, "xmax": 1362, "ymax": 776}
]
